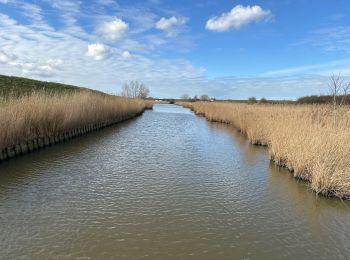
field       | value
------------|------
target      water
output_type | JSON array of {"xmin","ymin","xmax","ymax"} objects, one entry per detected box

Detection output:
[{"xmin": 0, "ymin": 104, "xmax": 349, "ymax": 260}]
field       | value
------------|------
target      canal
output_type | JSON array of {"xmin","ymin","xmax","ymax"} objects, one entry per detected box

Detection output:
[{"xmin": 0, "ymin": 104, "xmax": 349, "ymax": 259}]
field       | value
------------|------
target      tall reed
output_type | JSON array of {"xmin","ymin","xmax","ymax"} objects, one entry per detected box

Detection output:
[
  {"xmin": 179, "ymin": 101, "xmax": 350, "ymax": 199},
  {"xmin": 0, "ymin": 91, "xmax": 149, "ymax": 151}
]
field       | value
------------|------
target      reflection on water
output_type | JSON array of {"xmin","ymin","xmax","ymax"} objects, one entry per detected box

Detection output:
[{"xmin": 0, "ymin": 104, "xmax": 349, "ymax": 260}]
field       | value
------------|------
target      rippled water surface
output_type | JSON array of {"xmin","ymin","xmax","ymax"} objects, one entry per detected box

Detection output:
[{"xmin": 0, "ymin": 104, "xmax": 349, "ymax": 259}]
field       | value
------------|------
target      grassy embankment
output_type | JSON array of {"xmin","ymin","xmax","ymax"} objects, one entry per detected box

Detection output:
[
  {"xmin": 0, "ymin": 75, "xmax": 152, "ymax": 160},
  {"xmin": 179, "ymin": 101, "xmax": 350, "ymax": 199}
]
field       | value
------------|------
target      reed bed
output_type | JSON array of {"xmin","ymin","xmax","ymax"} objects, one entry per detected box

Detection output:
[
  {"xmin": 0, "ymin": 91, "xmax": 149, "ymax": 152},
  {"xmin": 178, "ymin": 101, "xmax": 350, "ymax": 199}
]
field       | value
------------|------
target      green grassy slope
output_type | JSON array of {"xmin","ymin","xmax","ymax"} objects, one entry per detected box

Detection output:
[{"xmin": 0, "ymin": 75, "xmax": 101, "ymax": 97}]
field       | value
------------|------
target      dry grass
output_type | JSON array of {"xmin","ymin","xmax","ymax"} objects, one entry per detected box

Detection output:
[
  {"xmin": 178, "ymin": 101, "xmax": 350, "ymax": 199},
  {"xmin": 0, "ymin": 91, "xmax": 149, "ymax": 151}
]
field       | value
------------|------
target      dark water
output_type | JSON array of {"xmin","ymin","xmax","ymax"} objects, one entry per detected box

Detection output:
[{"xmin": 0, "ymin": 104, "xmax": 349, "ymax": 260}]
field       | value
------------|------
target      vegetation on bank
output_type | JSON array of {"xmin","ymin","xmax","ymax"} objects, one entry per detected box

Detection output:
[
  {"xmin": 178, "ymin": 101, "xmax": 350, "ymax": 199},
  {"xmin": 297, "ymin": 95, "xmax": 350, "ymax": 104},
  {"xmin": 298, "ymin": 74, "xmax": 350, "ymax": 105},
  {"xmin": 0, "ymin": 75, "xmax": 100, "ymax": 97},
  {"xmin": 0, "ymin": 76, "xmax": 152, "ymax": 153}
]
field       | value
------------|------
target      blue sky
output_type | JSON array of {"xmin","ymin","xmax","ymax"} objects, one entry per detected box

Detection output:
[{"xmin": 0, "ymin": 0, "xmax": 350, "ymax": 99}]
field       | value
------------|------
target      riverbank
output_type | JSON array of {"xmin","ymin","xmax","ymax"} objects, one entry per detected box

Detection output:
[
  {"xmin": 0, "ymin": 91, "xmax": 151, "ymax": 161},
  {"xmin": 1, "ymin": 104, "xmax": 349, "ymax": 259},
  {"xmin": 178, "ymin": 101, "xmax": 350, "ymax": 199}
]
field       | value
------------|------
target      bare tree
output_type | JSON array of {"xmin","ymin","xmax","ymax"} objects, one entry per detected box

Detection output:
[
  {"xmin": 181, "ymin": 94, "xmax": 190, "ymax": 100},
  {"xmin": 328, "ymin": 74, "xmax": 350, "ymax": 126},
  {"xmin": 340, "ymin": 81, "xmax": 350, "ymax": 106},
  {"xmin": 121, "ymin": 81, "xmax": 150, "ymax": 99},
  {"xmin": 329, "ymin": 74, "xmax": 343, "ymax": 112},
  {"xmin": 200, "ymin": 94, "xmax": 210, "ymax": 101}
]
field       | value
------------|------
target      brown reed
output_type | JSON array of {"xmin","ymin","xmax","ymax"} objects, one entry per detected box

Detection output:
[
  {"xmin": 0, "ymin": 91, "xmax": 149, "ymax": 152},
  {"xmin": 179, "ymin": 101, "xmax": 350, "ymax": 199}
]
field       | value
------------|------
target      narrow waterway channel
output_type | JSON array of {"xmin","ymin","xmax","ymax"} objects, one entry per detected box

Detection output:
[{"xmin": 0, "ymin": 104, "xmax": 349, "ymax": 259}]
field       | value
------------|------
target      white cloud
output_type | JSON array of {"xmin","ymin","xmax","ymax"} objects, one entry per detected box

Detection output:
[
  {"xmin": 19, "ymin": 62, "xmax": 57, "ymax": 77},
  {"xmin": 0, "ymin": 3, "xmax": 336, "ymax": 99},
  {"xmin": 95, "ymin": 0, "xmax": 115, "ymax": 5},
  {"xmin": 20, "ymin": 3, "xmax": 44, "ymax": 23},
  {"xmin": 156, "ymin": 16, "xmax": 182, "ymax": 30},
  {"xmin": 0, "ymin": 0, "xmax": 9, "ymax": 3},
  {"xmin": 262, "ymin": 59, "xmax": 350, "ymax": 77},
  {"xmin": 293, "ymin": 26, "xmax": 350, "ymax": 53},
  {"xmin": 0, "ymin": 12, "xmax": 203, "ymax": 95},
  {"xmin": 45, "ymin": 0, "xmax": 80, "ymax": 13},
  {"xmin": 98, "ymin": 18, "xmax": 129, "ymax": 41},
  {"xmin": 0, "ymin": 13, "xmax": 16, "ymax": 26},
  {"xmin": 206, "ymin": 5, "xmax": 272, "ymax": 32},
  {"xmin": 121, "ymin": 51, "xmax": 132, "ymax": 59},
  {"xmin": 0, "ymin": 47, "xmax": 62, "ymax": 77},
  {"xmin": 0, "ymin": 50, "xmax": 17, "ymax": 64},
  {"xmin": 156, "ymin": 16, "xmax": 187, "ymax": 36},
  {"xmin": 86, "ymin": 44, "xmax": 108, "ymax": 61}
]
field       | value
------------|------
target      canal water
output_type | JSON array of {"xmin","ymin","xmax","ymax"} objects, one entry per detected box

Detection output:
[{"xmin": 0, "ymin": 104, "xmax": 349, "ymax": 259}]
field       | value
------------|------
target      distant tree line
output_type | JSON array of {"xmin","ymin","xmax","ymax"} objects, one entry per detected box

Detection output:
[
  {"xmin": 297, "ymin": 95, "xmax": 350, "ymax": 105},
  {"xmin": 297, "ymin": 74, "xmax": 350, "ymax": 105},
  {"xmin": 247, "ymin": 97, "xmax": 268, "ymax": 104},
  {"xmin": 180, "ymin": 94, "xmax": 214, "ymax": 102}
]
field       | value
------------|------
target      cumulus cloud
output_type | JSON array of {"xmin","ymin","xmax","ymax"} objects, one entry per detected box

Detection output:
[
  {"xmin": 121, "ymin": 51, "xmax": 132, "ymax": 59},
  {"xmin": 0, "ymin": 10, "xmax": 204, "ymax": 95},
  {"xmin": 206, "ymin": 5, "xmax": 272, "ymax": 32},
  {"xmin": 98, "ymin": 18, "xmax": 129, "ymax": 41},
  {"xmin": 86, "ymin": 44, "xmax": 109, "ymax": 60},
  {"xmin": 156, "ymin": 16, "xmax": 187, "ymax": 36},
  {"xmin": 0, "ymin": 1, "xmax": 335, "ymax": 99}
]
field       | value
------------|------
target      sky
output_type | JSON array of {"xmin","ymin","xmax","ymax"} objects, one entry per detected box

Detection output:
[{"xmin": 0, "ymin": 0, "xmax": 350, "ymax": 99}]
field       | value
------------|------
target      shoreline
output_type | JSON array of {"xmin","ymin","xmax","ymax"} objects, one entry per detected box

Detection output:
[
  {"xmin": 0, "ymin": 110, "xmax": 146, "ymax": 163},
  {"xmin": 180, "ymin": 102, "xmax": 350, "ymax": 200}
]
